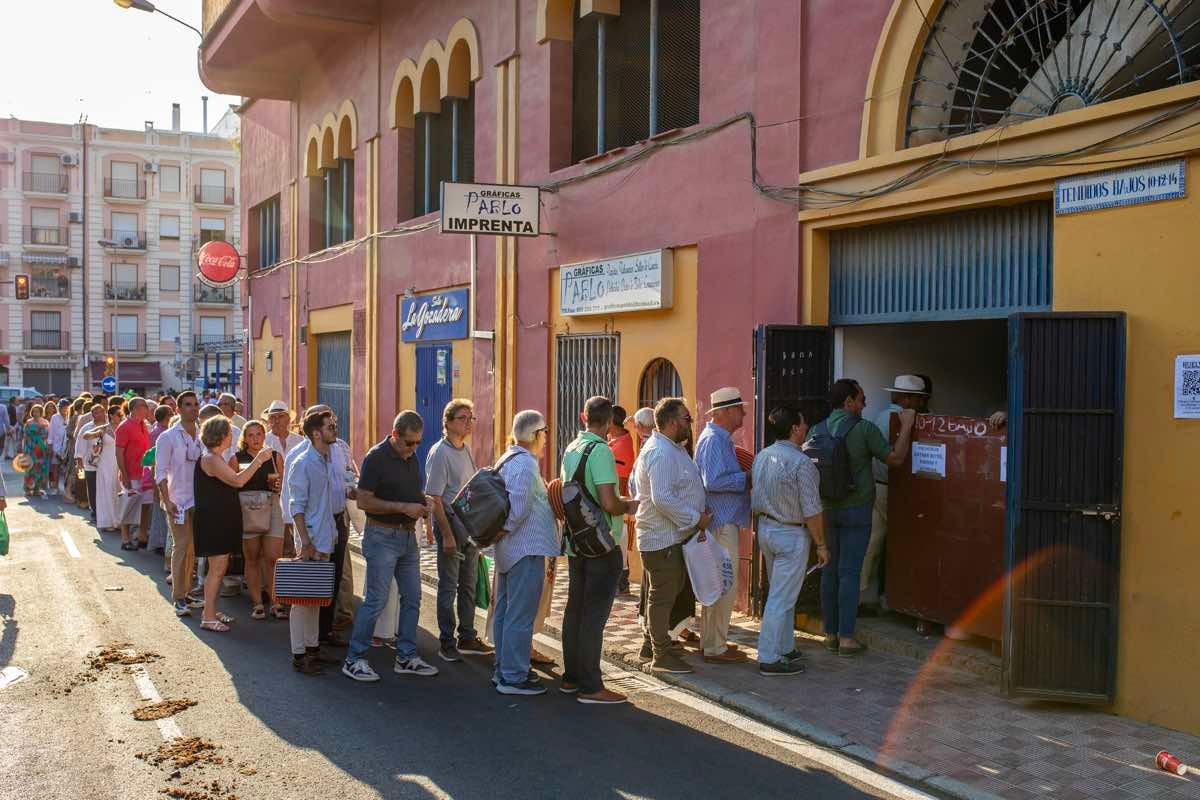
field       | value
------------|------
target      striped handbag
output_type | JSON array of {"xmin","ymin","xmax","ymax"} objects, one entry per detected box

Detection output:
[{"xmin": 272, "ymin": 558, "xmax": 336, "ymax": 607}]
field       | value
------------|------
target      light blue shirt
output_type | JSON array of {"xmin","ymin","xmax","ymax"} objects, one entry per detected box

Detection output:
[
  {"xmin": 495, "ymin": 446, "xmax": 560, "ymax": 574},
  {"xmin": 693, "ymin": 422, "xmax": 750, "ymax": 528},
  {"xmin": 287, "ymin": 445, "xmax": 338, "ymax": 553}
]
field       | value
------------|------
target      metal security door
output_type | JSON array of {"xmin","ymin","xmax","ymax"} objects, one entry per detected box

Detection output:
[
  {"xmin": 555, "ymin": 334, "xmax": 619, "ymax": 466},
  {"xmin": 1004, "ymin": 313, "xmax": 1125, "ymax": 703},
  {"xmin": 315, "ymin": 332, "xmax": 351, "ymax": 438},
  {"xmin": 415, "ymin": 344, "xmax": 452, "ymax": 467},
  {"xmin": 751, "ymin": 325, "xmax": 832, "ymax": 615}
]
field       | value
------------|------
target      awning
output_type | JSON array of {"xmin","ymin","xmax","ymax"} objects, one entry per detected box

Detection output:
[
  {"xmin": 89, "ymin": 360, "xmax": 162, "ymax": 385},
  {"xmin": 22, "ymin": 253, "xmax": 70, "ymax": 266}
]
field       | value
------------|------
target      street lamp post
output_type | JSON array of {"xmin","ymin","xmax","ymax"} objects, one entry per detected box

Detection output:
[{"xmin": 112, "ymin": 0, "xmax": 203, "ymax": 39}]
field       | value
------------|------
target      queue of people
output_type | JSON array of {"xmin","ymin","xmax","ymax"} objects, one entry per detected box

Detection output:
[{"xmin": 14, "ymin": 371, "xmax": 939, "ymax": 701}]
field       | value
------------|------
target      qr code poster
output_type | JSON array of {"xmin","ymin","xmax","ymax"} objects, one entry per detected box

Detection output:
[{"xmin": 1175, "ymin": 355, "xmax": 1200, "ymax": 419}]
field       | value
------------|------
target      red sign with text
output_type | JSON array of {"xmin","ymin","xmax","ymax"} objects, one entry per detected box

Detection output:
[{"xmin": 196, "ymin": 240, "xmax": 240, "ymax": 287}]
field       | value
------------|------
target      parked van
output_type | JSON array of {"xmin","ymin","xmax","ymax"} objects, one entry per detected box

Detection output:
[{"xmin": 0, "ymin": 387, "xmax": 44, "ymax": 403}]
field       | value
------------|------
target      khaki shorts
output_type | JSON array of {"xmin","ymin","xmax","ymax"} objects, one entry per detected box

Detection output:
[{"xmin": 242, "ymin": 497, "xmax": 286, "ymax": 540}]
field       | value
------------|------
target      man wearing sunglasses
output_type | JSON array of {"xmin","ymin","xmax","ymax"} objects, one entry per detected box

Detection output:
[{"xmin": 343, "ymin": 411, "xmax": 436, "ymax": 682}]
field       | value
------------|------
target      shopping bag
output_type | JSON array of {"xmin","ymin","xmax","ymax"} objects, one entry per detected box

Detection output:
[
  {"xmin": 682, "ymin": 530, "xmax": 734, "ymax": 607},
  {"xmin": 475, "ymin": 554, "xmax": 493, "ymax": 609},
  {"xmin": 0, "ymin": 511, "xmax": 9, "ymax": 557},
  {"xmin": 117, "ymin": 490, "xmax": 142, "ymax": 526}
]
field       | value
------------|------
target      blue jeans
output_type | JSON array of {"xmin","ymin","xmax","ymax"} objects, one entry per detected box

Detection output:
[
  {"xmin": 756, "ymin": 521, "xmax": 812, "ymax": 664},
  {"xmin": 432, "ymin": 520, "xmax": 478, "ymax": 646},
  {"xmin": 492, "ymin": 555, "xmax": 544, "ymax": 686},
  {"xmin": 820, "ymin": 503, "xmax": 873, "ymax": 638},
  {"xmin": 347, "ymin": 524, "xmax": 422, "ymax": 662}
]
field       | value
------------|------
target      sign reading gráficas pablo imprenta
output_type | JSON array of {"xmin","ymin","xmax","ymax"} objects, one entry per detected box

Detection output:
[
  {"xmin": 559, "ymin": 249, "xmax": 674, "ymax": 317},
  {"xmin": 440, "ymin": 182, "xmax": 540, "ymax": 236}
]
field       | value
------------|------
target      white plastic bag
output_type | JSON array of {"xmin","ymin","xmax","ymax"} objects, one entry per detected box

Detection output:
[{"xmin": 683, "ymin": 530, "xmax": 735, "ymax": 607}]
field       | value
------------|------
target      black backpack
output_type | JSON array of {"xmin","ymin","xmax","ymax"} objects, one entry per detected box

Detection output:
[
  {"xmin": 560, "ymin": 441, "xmax": 617, "ymax": 558},
  {"xmin": 448, "ymin": 450, "xmax": 522, "ymax": 549},
  {"xmin": 802, "ymin": 415, "xmax": 862, "ymax": 500}
]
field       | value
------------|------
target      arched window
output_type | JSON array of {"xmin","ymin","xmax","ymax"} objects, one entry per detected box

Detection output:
[
  {"xmin": 638, "ymin": 357, "xmax": 683, "ymax": 409},
  {"xmin": 906, "ymin": 0, "xmax": 1200, "ymax": 147},
  {"xmin": 571, "ymin": 0, "xmax": 700, "ymax": 162},
  {"xmin": 413, "ymin": 85, "xmax": 475, "ymax": 217}
]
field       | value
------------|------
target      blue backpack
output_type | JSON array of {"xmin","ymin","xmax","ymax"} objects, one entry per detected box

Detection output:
[{"xmin": 802, "ymin": 416, "xmax": 862, "ymax": 500}]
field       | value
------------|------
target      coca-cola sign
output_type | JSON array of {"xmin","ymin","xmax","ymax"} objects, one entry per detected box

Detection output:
[{"xmin": 196, "ymin": 240, "xmax": 240, "ymax": 287}]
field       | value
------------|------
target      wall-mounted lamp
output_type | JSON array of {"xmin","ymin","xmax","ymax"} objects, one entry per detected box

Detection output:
[{"xmin": 265, "ymin": 350, "xmax": 273, "ymax": 372}]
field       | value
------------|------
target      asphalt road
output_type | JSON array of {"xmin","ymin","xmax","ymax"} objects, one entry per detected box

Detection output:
[{"xmin": 0, "ymin": 475, "xmax": 925, "ymax": 800}]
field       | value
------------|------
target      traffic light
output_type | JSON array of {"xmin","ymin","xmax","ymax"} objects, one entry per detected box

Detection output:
[
  {"xmin": 14, "ymin": 274, "xmax": 28, "ymax": 301},
  {"xmin": 103, "ymin": 355, "xmax": 116, "ymax": 378}
]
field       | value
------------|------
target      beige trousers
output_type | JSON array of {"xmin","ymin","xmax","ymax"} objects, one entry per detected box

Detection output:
[
  {"xmin": 168, "ymin": 509, "xmax": 195, "ymax": 602},
  {"xmin": 861, "ymin": 484, "xmax": 888, "ymax": 603},
  {"xmin": 700, "ymin": 523, "xmax": 741, "ymax": 656}
]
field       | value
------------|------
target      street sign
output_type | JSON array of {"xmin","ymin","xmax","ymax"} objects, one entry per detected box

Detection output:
[
  {"xmin": 100, "ymin": 375, "xmax": 118, "ymax": 393},
  {"xmin": 439, "ymin": 181, "xmax": 540, "ymax": 236}
]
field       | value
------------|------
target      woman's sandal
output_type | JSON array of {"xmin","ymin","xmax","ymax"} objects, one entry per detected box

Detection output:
[
  {"xmin": 214, "ymin": 611, "xmax": 235, "ymax": 624},
  {"xmin": 251, "ymin": 605, "xmax": 267, "ymax": 620},
  {"xmin": 270, "ymin": 605, "xmax": 289, "ymax": 620},
  {"xmin": 199, "ymin": 619, "xmax": 230, "ymax": 633}
]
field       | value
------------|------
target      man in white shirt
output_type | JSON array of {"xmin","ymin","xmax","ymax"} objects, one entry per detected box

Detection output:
[
  {"xmin": 74, "ymin": 402, "xmax": 107, "ymax": 523},
  {"xmin": 155, "ymin": 391, "xmax": 204, "ymax": 617},
  {"xmin": 633, "ymin": 398, "xmax": 712, "ymax": 676},
  {"xmin": 265, "ymin": 401, "xmax": 305, "ymax": 556}
]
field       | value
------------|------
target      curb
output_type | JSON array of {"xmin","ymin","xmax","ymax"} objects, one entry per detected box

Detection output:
[{"xmin": 350, "ymin": 540, "xmax": 1001, "ymax": 800}]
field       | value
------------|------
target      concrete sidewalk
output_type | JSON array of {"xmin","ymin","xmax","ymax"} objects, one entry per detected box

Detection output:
[{"xmin": 373, "ymin": 538, "xmax": 1200, "ymax": 800}]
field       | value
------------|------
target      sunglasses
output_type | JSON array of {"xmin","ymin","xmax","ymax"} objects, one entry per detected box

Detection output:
[{"xmin": 453, "ymin": 415, "xmax": 476, "ymax": 422}]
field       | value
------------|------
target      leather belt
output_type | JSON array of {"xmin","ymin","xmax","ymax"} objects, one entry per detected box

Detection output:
[{"xmin": 366, "ymin": 517, "xmax": 415, "ymax": 531}]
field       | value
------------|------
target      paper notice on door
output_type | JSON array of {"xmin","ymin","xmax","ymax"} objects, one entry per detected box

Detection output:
[
  {"xmin": 1000, "ymin": 446, "xmax": 1007, "ymax": 483},
  {"xmin": 1175, "ymin": 355, "xmax": 1200, "ymax": 419},
  {"xmin": 911, "ymin": 441, "xmax": 946, "ymax": 478}
]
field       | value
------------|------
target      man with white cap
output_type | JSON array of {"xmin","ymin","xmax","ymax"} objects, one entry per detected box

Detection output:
[
  {"xmin": 863, "ymin": 375, "xmax": 929, "ymax": 608},
  {"xmin": 692, "ymin": 386, "xmax": 752, "ymax": 664}
]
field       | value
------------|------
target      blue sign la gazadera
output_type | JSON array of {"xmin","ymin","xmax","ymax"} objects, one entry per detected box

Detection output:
[
  {"xmin": 401, "ymin": 288, "xmax": 470, "ymax": 343},
  {"xmin": 101, "ymin": 375, "xmax": 118, "ymax": 393}
]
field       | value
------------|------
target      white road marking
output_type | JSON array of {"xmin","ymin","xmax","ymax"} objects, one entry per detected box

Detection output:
[
  {"xmin": 128, "ymin": 659, "xmax": 183, "ymax": 741},
  {"xmin": 413, "ymin": 581, "xmax": 932, "ymax": 799},
  {"xmin": 0, "ymin": 666, "xmax": 29, "ymax": 689},
  {"xmin": 59, "ymin": 529, "xmax": 81, "ymax": 559}
]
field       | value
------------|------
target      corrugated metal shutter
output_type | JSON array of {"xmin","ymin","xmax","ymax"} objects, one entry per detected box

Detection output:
[
  {"xmin": 556, "ymin": 334, "xmax": 619, "ymax": 463},
  {"xmin": 829, "ymin": 201, "xmax": 1053, "ymax": 325},
  {"xmin": 315, "ymin": 332, "xmax": 351, "ymax": 437}
]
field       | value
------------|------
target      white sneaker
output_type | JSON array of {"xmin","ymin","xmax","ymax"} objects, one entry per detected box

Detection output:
[
  {"xmin": 394, "ymin": 656, "xmax": 439, "ymax": 677},
  {"xmin": 341, "ymin": 658, "xmax": 381, "ymax": 682}
]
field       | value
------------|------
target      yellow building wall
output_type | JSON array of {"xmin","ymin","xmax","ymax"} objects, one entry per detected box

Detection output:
[
  {"xmin": 252, "ymin": 317, "xmax": 284, "ymax": 415},
  {"xmin": 394, "ymin": 289, "xmax": 475, "ymax": 430},
  {"xmin": 1053, "ymin": 157, "xmax": 1200, "ymax": 734}
]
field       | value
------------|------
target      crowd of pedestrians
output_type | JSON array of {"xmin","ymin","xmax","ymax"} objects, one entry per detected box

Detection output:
[{"xmin": 12, "ymin": 373, "xmax": 931, "ymax": 701}]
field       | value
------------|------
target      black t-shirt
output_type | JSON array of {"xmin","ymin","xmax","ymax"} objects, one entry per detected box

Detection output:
[{"xmin": 358, "ymin": 437, "xmax": 425, "ymax": 526}]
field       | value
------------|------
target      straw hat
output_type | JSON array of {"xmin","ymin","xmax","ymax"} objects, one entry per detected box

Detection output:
[
  {"xmin": 884, "ymin": 374, "xmax": 929, "ymax": 395},
  {"xmin": 12, "ymin": 453, "xmax": 32, "ymax": 473},
  {"xmin": 706, "ymin": 386, "xmax": 746, "ymax": 413},
  {"xmin": 260, "ymin": 400, "xmax": 296, "ymax": 421}
]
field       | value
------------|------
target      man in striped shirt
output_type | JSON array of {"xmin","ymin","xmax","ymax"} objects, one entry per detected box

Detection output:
[
  {"xmin": 693, "ymin": 386, "xmax": 752, "ymax": 664},
  {"xmin": 752, "ymin": 403, "xmax": 829, "ymax": 676},
  {"xmin": 634, "ymin": 398, "xmax": 712, "ymax": 675}
]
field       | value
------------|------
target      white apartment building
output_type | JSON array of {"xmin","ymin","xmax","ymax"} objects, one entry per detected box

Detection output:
[{"xmin": 0, "ymin": 110, "xmax": 241, "ymax": 395}]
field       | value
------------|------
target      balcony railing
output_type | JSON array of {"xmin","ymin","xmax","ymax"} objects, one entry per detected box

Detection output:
[
  {"xmin": 104, "ymin": 177, "xmax": 147, "ymax": 200},
  {"xmin": 195, "ymin": 333, "xmax": 243, "ymax": 352},
  {"xmin": 103, "ymin": 229, "xmax": 147, "ymax": 249},
  {"xmin": 30, "ymin": 274, "xmax": 70, "ymax": 299},
  {"xmin": 105, "ymin": 281, "xmax": 147, "ymax": 301},
  {"xmin": 195, "ymin": 184, "xmax": 235, "ymax": 205},
  {"xmin": 22, "ymin": 226, "xmax": 69, "ymax": 247},
  {"xmin": 25, "ymin": 330, "xmax": 68, "ymax": 350},
  {"xmin": 194, "ymin": 281, "xmax": 236, "ymax": 303},
  {"xmin": 105, "ymin": 332, "xmax": 147, "ymax": 351},
  {"xmin": 22, "ymin": 171, "xmax": 68, "ymax": 193}
]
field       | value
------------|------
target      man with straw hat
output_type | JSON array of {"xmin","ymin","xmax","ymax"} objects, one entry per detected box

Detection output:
[
  {"xmin": 863, "ymin": 375, "xmax": 928, "ymax": 610},
  {"xmin": 693, "ymin": 386, "xmax": 752, "ymax": 664},
  {"xmin": 263, "ymin": 400, "xmax": 304, "ymax": 560}
]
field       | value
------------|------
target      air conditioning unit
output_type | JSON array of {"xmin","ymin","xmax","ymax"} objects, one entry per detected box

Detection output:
[
  {"xmin": 143, "ymin": 161, "xmax": 158, "ymax": 173},
  {"xmin": 60, "ymin": 154, "xmax": 78, "ymax": 166},
  {"xmin": 122, "ymin": 236, "xmax": 137, "ymax": 248},
  {"xmin": 67, "ymin": 256, "xmax": 80, "ymax": 268},
  {"xmin": 68, "ymin": 211, "xmax": 82, "ymax": 224},
  {"xmin": 0, "ymin": 151, "xmax": 13, "ymax": 164}
]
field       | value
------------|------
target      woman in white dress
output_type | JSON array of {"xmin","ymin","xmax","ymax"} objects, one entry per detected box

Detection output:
[{"xmin": 82, "ymin": 405, "xmax": 124, "ymax": 531}]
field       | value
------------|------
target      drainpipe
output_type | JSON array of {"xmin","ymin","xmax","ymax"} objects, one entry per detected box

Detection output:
[
  {"xmin": 450, "ymin": 98, "xmax": 460, "ymax": 183},
  {"xmin": 423, "ymin": 114, "xmax": 433, "ymax": 213},
  {"xmin": 202, "ymin": 95, "xmax": 209, "ymax": 134},
  {"xmin": 81, "ymin": 124, "xmax": 89, "ymax": 386}
]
